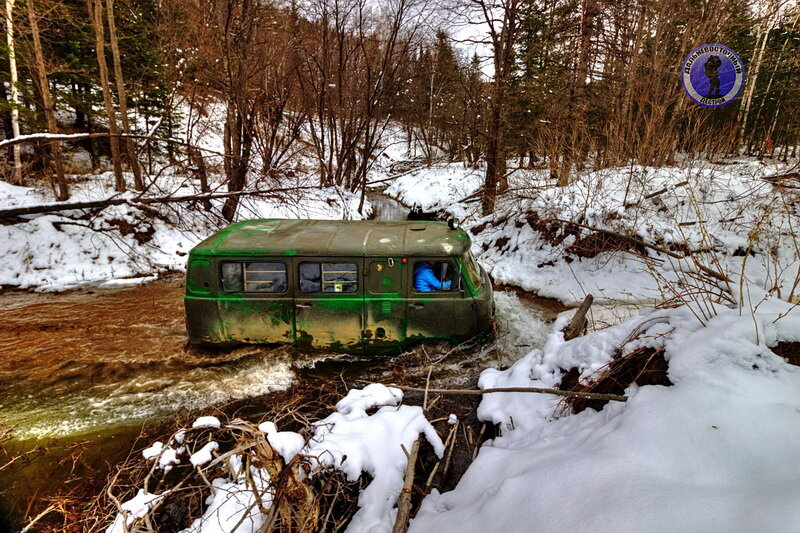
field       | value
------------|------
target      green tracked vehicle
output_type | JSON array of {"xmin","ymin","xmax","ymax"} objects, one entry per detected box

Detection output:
[{"xmin": 184, "ymin": 219, "xmax": 494, "ymax": 354}]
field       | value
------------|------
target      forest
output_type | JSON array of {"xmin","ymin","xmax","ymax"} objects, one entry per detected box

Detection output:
[
  {"xmin": 1, "ymin": 0, "xmax": 800, "ymax": 531},
  {"xmin": 0, "ymin": 0, "xmax": 798, "ymax": 213}
]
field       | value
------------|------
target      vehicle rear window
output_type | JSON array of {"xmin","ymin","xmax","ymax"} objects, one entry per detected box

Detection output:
[
  {"xmin": 299, "ymin": 262, "xmax": 358, "ymax": 293},
  {"xmin": 221, "ymin": 261, "xmax": 287, "ymax": 293}
]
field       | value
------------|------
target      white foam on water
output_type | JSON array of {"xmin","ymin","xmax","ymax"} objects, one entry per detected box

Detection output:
[{"xmin": 1, "ymin": 355, "xmax": 296, "ymax": 439}]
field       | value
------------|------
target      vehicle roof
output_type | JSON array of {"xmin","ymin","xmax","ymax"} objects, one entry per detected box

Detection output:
[{"xmin": 189, "ymin": 219, "xmax": 471, "ymax": 257}]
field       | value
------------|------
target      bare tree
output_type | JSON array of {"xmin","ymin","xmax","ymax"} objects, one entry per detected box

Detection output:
[
  {"xmin": 25, "ymin": 0, "xmax": 68, "ymax": 200},
  {"xmin": 459, "ymin": 0, "xmax": 520, "ymax": 214},
  {"xmin": 105, "ymin": 0, "xmax": 144, "ymax": 189},
  {"xmin": 297, "ymin": 0, "xmax": 424, "ymax": 212},
  {"xmin": 87, "ymin": 0, "xmax": 125, "ymax": 191}
]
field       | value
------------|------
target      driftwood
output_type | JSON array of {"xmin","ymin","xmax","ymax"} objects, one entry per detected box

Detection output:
[
  {"xmin": 361, "ymin": 382, "xmax": 628, "ymax": 403},
  {"xmin": 0, "ymin": 186, "xmax": 318, "ymax": 219},
  {"xmin": 564, "ymin": 294, "xmax": 593, "ymax": 341},
  {"xmin": 392, "ymin": 439, "xmax": 421, "ymax": 533},
  {"xmin": 761, "ymin": 171, "xmax": 799, "ymax": 183}
]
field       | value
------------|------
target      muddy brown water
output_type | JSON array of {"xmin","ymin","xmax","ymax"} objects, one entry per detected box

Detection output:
[
  {"xmin": 0, "ymin": 192, "xmax": 560, "ymax": 529},
  {"xmin": 0, "ymin": 277, "xmax": 300, "ymax": 528},
  {"xmin": 0, "ymin": 275, "xmax": 558, "ymax": 530}
]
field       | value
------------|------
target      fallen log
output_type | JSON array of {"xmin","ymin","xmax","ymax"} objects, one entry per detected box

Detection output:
[
  {"xmin": 0, "ymin": 132, "xmax": 231, "ymax": 160},
  {"xmin": 564, "ymin": 294, "xmax": 593, "ymax": 341},
  {"xmin": 761, "ymin": 171, "xmax": 799, "ymax": 183},
  {"xmin": 358, "ymin": 381, "xmax": 628, "ymax": 403},
  {"xmin": 392, "ymin": 439, "xmax": 421, "ymax": 533},
  {"xmin": 0, "ymin": 186, "xmax": 318, "ymax": 219}
]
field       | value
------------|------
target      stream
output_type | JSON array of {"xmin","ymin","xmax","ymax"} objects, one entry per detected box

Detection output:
[{"xmin": 0, "ymin": 192, "xmax": 560, "ymax": 529}]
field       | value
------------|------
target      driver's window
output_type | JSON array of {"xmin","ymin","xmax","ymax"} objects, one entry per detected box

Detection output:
[{"xmin": 412, "ymin": 260, "xmax": 457, "ymax": 293}]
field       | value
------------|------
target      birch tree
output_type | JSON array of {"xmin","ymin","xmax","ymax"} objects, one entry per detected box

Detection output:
[{"xmin": 5, "ymin": 0, "xmax": 21, "ymax": 184}]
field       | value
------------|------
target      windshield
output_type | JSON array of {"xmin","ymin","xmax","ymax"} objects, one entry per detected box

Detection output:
[{"xmin": 461, "ymin": 251, "xmax": 482, "ymax": 290}]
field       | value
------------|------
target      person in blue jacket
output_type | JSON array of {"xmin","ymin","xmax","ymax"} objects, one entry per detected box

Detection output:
[{"xmin": 414, "ymin": 261, "xmax": 451, "ymax": 291}]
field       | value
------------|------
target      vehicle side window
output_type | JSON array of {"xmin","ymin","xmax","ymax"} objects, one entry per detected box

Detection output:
[
  {"xmin": 221, "ymin": 261, "xmax": 287, "ymax": 293},
  {"xmin": 244, "ymin": 262, "xmax": 287, "ymax": 292},
  {"xmin": 299, "ymin": 262, "xmax": 358, "ymax": 293},
  {"xmin": 413, "ymin": 260, "xmax": 457, "ymax": 292}
]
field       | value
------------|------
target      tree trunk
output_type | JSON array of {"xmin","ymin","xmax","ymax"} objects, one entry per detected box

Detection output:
[
  {"xmin": 482, "ymin": 103, "xmax": 503, "ymax": 214},
  {"xmin": 222, "ymin": 102, "xmax": 251, "ymax": 222},
  {"xmin": 480, "ymin": 0, "xmax": 517, "ymax": 215},
  {"xmin": 736, "ymin": 17, "xmax": 771, "ymax": 153},
  {"xmin": 105, "ymin": 0, "xmax": 143, "ymax": 189},
  {"xmin": 26, "ymin": 0, "xmax": 68, "ymax": 200},
  {"xmin": 5, "ymin": 0, "xmax": 22, "ymax": 184},
  {"xmin": 87, "ymin": 0, "xmax": 125, "ymax": 192},
  {"xmin": 559, "ymin": 0, "xmax": 596, "ymax": 187},
  {"xmin": 188, "ymin": 145, "xmax": 211, "ymax": 211}
]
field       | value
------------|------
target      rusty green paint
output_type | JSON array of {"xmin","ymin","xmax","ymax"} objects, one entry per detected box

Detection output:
[
  {"xmin": 190, "ymin": 219, "xmax": 471, "ymax": 257},
  {"xmin": 184, "ymin": 219, "xmax": 494, "ymax": 354}
]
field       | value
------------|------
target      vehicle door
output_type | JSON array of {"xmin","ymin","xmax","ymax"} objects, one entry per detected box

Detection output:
[
  {"xmin": 216, "ymin": 258, "xmax": 294, "ymax": 344},
  {"xmin": 294, "ymin": 258, "xmax": 364, "ymax": 352},
  {"xmin": 363, "ymin": 257, "xmax": 406, "ymax": 353},
  {"xmin": 406, "ymin": 258, "xmax": 458, "ymax": 342}
]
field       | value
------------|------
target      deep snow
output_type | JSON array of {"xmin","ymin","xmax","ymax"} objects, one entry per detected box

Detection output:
[{"xmin": 410, "ymin": 287, "xmax": 800, "ymax": 533}]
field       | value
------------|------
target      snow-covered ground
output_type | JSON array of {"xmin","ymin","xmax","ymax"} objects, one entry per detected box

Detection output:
[
  {"xmin": 411, "ymin": 285, "xmax": 800, "ymax": 533},
  {"xmin": 385, "ymin": 159, "xmax": 800, "ymax": 307},
  {"xmin": 110, "ymin": 285, "xmax": 800, "ymax": 533},
  {"xmin": 0, "ymin": 161, "xmax": 369, "ymax": 292}
]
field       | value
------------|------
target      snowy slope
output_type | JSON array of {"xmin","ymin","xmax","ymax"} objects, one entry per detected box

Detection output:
[
  {"xmin": 384, "ymin": 159, "xmax": 800, "ymax": 306},
  {"xmin": 0, "ymin": 171, "xmax": 369, "ymax": 291}
]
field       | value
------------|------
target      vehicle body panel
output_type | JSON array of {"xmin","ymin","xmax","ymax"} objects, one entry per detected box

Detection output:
[
  {"xmin": 184, "ymin": 219, "xmax": 493, "ymax": 354},
  {"xmin": 363, "ymin": 257, "xmax": 407, "ymax": 353}
]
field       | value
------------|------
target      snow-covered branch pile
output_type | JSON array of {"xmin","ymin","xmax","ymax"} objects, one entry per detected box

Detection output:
[
  {"xmin": 103, "ymin": 384, "xmax": 443, "ymax": 533},
  {"xmin": 410, "ymin": 284, "xmax": 800, "ymax": 532}
]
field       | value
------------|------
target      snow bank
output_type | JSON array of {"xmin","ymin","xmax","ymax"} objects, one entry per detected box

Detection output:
[
  {"xmin": 384, "ymin": 159, "xmax": 800, "ymax": 307},
  {"xmin": 0, "ymin": 170, "xmax": 370, "ymax": 291},
  {"xmin": 183, "ymin": 456, "xmax": 272, "ymax": 533},
  {"xmin": 304, "ymin": 383, "xmax": 444, "ymax": 532},
  {"xmin": 384, "ymin": 163, "xmax": 484, "ymax": 220},
  {"xmin": 411, "ymin": 288, "xmax": 800, "ymax": 533}
]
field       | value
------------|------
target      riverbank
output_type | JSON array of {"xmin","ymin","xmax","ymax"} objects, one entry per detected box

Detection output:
[{"xmin": 0, "ymin": 273, "xmax": 555, "ymax": 530}]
